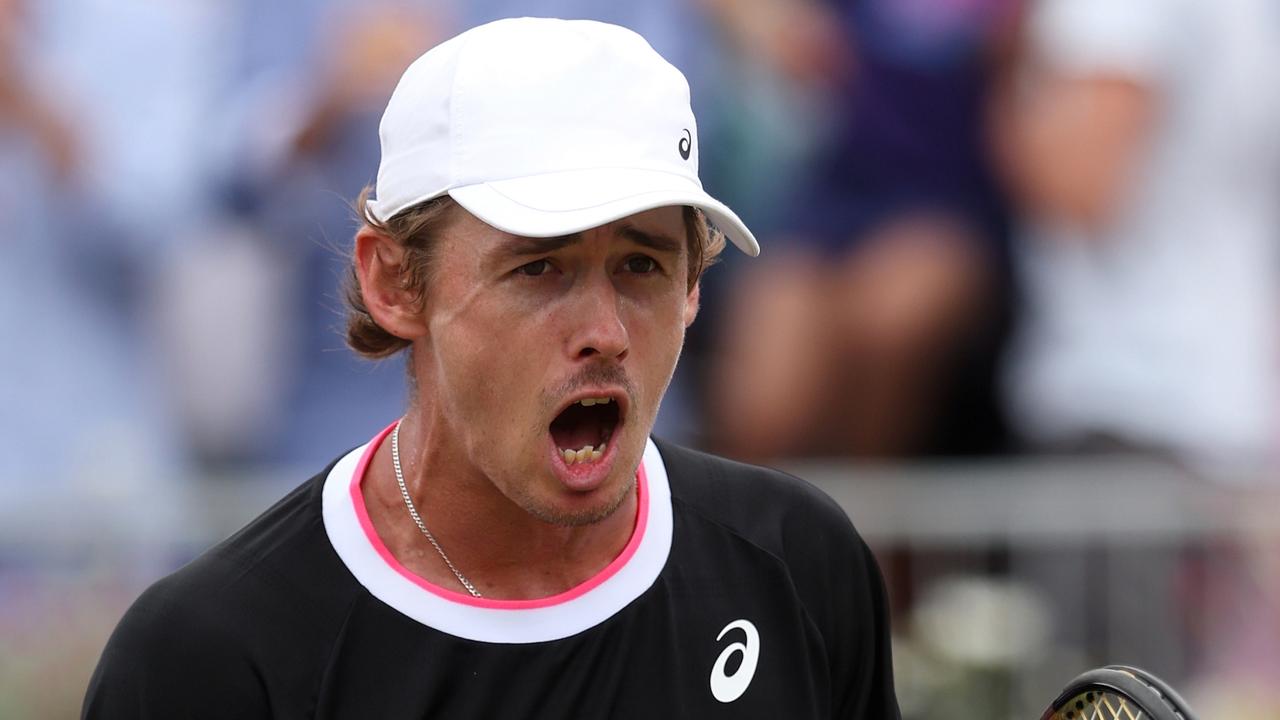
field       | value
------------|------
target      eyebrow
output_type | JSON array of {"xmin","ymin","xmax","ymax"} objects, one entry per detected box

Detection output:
[
  {"xmin": 499, "ymin": 223, "xmax": 684, "ymax": 257},
  {"xmin": 502, "ymin": 235, "xmax": 580, "ymax": 256}
]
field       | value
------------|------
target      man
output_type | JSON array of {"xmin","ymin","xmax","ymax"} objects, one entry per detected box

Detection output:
[
  {"xmin": 83, "ymin": 18, "xmax": 899, "ymax": 718},
  {"xmin": 705, "ymin": 0, "xmax": 1012, "ymax": 462},
  {"xmin": 997, "ymin": 0, "xmax": 1280, "ymax": 471}
]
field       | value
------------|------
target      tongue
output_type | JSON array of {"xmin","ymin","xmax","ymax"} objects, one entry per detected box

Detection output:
[{"xmin": 550, "ymin": 404, "xmax": 603, "ymax": 450}]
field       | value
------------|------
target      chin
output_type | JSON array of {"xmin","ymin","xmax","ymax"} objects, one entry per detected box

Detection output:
[{"xmin": 529, "ymin": 469, "xmax": 637, "ymax": 528}]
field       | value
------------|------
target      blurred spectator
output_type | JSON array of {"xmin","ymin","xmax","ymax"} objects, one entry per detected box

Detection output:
[
  {"xmin": 707, "ymin": 0, "xmax": 1018, "ymax": 461},
  {"xmin": 0, "ymin": 0, "xmax": 180, "ymax": 491},
  {"xmin": 172, "ymin": 0, "xmax": 445, "ymax": 468},
  {"xmin": 994, "ymin": 0, "xmax": 1280, "ymax": 700},
  {"xmin": 995, "ymin": 0, "xmax": 1280, "ymax": 472},
  {"xmin": 33, "ymin": 0, "xmax": 229, "ymax": 249}
]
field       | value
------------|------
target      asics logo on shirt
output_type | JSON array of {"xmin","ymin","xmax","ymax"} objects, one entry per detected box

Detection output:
[{"xmin": 709, "ymin": 619, "xmax": 760, "ymax": 703}]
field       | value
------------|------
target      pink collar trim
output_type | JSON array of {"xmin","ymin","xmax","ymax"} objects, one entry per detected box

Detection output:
[{"xmin": 347, "ymin": 421, "xmax": 650, "ymax": 610}]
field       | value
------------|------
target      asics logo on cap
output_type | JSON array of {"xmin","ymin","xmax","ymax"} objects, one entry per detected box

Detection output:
[{"xmin": 679, "ymin": 129, "xmax": 692, "ymax": 160}]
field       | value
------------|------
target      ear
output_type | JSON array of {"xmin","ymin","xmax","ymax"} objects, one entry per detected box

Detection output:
[
  {"xmin": 683, "ymin": 280, "xmax": 701, "ymax": 328},
  {"xmin": 354, "ymin": 226, "xmax": 429, "ymax": 342}
]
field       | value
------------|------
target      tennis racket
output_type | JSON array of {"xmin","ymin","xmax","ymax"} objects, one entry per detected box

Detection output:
[{"xmin": 1040, "ymin": 665, "xmax": 1198, "ymax": 720}]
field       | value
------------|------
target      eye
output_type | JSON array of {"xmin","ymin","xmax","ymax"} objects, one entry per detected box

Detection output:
[
  {"xmin": 624, "ymin": 256, "xmax": 659, "ymax": 274},
  {"xmin": 515, "ymin": 259, "xmax": 553, "ymax": 276}
]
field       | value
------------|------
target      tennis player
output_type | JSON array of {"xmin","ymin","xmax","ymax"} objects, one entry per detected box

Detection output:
[{"xmin": 83, "ymin": 18, "xmax": 899, "ymax": 718}]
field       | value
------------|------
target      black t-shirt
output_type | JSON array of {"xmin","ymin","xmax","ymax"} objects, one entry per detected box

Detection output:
[{"xmin": 83, "ymin": 432, "xmax": 899, "ymax": 719}]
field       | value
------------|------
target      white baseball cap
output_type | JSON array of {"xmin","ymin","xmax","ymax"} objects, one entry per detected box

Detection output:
[{"xmin": 367, "ymin": 17, "xmax": 760, "ymax": 256}]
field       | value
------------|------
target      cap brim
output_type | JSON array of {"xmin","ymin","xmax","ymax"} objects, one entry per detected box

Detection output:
[{"xmin": 447, "ymin": 167, "xmax": 759, "ymax": 256}]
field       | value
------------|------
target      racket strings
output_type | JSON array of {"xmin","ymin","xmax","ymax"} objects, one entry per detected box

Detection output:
[{"xmin": 1051, "ymin": 690, "xmax": 1145, "ymax": 720}]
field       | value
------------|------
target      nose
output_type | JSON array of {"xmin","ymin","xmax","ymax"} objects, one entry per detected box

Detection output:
[{"xmin": 568, "ymin": 272, "xmax": 629, "ymax": 361}]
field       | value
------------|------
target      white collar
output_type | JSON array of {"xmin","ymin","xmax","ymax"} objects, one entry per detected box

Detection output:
[{"xmin": 322, "ymin": 425, "xmax": 674, "ymax": 643}]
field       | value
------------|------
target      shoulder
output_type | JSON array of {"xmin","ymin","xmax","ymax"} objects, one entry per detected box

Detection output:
[
  {"xmin": 655, "ymin": 438, "xmax": 863, "ymax": 558},
  {"xmin": 654, "ymin": 440, "xmax": 901, "ymax": 718},
  {"xmin": 654, "ymin": 439, "xmax": 880, "ymax": 618},
  {"xmin": 653, "ymin": 440, "xmax": 884, "ymax": 644},
  {"xmin": 173, "ymin": 466, "xmax": 359, "ymax": 623},
  {"xmin": 84, "ymin": 464, "xmax": 361, "ymax": 717}
]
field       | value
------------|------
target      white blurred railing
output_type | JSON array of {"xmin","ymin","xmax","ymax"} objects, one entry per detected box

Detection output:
[
  {"xmin": 788, "ymin": 455, "xmax": 1280, "ymax": 544},
  {"xmin": 3, "ymin": 453, "xmax": 1278, "ymax": 554}
]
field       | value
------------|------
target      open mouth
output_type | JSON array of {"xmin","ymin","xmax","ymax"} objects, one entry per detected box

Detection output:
[{"xmin": 550, "ymin": 396, "xmax": 621, "ymax": 465}]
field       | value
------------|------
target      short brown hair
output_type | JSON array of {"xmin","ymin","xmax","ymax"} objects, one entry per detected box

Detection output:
[{"xmin": 344, "ymin": 186, "xmax": 726, "ymax": 359}]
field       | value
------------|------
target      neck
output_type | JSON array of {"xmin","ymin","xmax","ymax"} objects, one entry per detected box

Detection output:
[{"xmin": 362, "ymin": 410, "xmax": 640, "ymax": 600}]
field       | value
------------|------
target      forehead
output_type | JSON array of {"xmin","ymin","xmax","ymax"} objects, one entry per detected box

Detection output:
[{"xmin": 445, "ymin": 206, "xmax": 687, "ymax": 256}]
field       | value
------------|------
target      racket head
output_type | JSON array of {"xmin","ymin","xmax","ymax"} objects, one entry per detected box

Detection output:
[{"xmin": 1040, "ymin": 665, "xmax": 1198, "ymax": 720}]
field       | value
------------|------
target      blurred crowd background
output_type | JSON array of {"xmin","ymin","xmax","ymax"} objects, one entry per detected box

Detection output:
[{"xmin": 3, "ymin": 0, "xmax": 1280, "ymax": 717}]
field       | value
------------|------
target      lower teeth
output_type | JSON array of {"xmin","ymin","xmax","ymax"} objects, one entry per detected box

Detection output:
[{"xmin": 562, "ymin": 441, "xmax": 605, "ymax": 465}]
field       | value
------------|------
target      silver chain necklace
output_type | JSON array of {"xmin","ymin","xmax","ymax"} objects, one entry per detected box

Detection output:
[{"xmin": 391, "ymin": 419, "xmax": 483, "ymax": 598}]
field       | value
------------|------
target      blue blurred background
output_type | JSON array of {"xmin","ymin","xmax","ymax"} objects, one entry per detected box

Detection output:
[{"xmin": 3, "ymin": 0, "xmax": 1280, "ymax": 717}]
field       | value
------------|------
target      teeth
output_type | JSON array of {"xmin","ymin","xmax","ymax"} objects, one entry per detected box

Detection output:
[
  {"xmin": 560, "ymin": 441, "xmax": 607, "ymax": 465},
  {"xmin": 577, "ymin": 397, "xmax": 612, "ymax": 407}
]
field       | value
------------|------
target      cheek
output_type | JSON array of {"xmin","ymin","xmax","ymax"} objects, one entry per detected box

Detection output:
[
  {"xmin": 433, "ymin": 310, "xmax": 550, "ymax": 446},
  {"xmin": 626, "ymin": 299, "xmax": 688, "ymax": 391}
]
